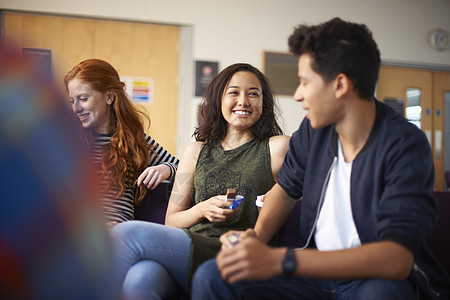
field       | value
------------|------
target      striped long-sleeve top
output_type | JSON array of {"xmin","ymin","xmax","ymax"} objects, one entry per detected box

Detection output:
[{"xmin": 91, "ymin": 133, "xmax": 179, "ymax": 223}]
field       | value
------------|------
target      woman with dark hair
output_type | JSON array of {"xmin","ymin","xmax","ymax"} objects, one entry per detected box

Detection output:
[
  {"xmin": 111, "ymin": 63, "xmax": 290, "ymax": 299},
  {"xmin": 65, "ymin": 59, "xmax": 179, "ymax": 228},
  {"xmin": 195, "ymin": 63, "xmax": 283, "ymax": 142}
]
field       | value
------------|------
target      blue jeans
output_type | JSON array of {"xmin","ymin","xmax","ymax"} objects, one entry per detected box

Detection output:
[
  {"xmin": 111, "ymin": 221, "xmax": 191, "ymax": 300},
  {"xmin": 192, "ymin": 259, "xmax": 416, "ymax": 300}
]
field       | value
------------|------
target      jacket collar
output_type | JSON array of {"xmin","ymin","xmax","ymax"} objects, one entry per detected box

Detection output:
[{"xmin": 329, "ymin": 98, "xmax": 384, "ymax": 158}]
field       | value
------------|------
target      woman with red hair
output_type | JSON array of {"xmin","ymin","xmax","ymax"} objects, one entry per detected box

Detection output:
[{"xmin": 65, "ymin": 59, "xmax": 179, "ymax": 228}]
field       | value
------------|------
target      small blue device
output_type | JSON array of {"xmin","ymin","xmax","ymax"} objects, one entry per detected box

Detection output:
[{"xmin": 228, "ymin": 196, "xmax": 244, "ymax": 209}]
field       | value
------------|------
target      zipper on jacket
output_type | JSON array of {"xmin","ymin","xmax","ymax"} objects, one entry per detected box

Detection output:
[
  {"xmin": 298, "ymin": 156, "xmax": 337, "ymax": 250},
  {"xmin": 413, "ymin": 263, "xmax": 440, "ymax": 297}
]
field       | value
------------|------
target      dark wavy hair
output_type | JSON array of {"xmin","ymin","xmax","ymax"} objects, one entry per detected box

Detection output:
[
  {"xmin": 288, "ymin": 17, "xmax": 380, "ymax": 100},
  {"xmin": 194, "ymin": 63, "xmax": 283, "ymax": 142},
  {"xmin": 64, "ymin": 59, "xmax": 155, "ymax": 204}
]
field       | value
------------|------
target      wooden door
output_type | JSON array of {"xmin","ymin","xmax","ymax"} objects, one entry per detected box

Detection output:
[
  {"xmin": 2, "ymin": 12, "xmax": 95, "ymax": 90},
  {"xmin": 93, "ymin": 19, "xmax": 179, "ymax": 154},
  {"xmin": 433, "ymin": 72, "xmax": 450, "ymax": 190},
  {"xmin": 377, "ymin": 66, "xmax": 450, "ymax": 190},
  {"xmin": 2, "ymin": 11, "xmax": 179, "ymax": 154}
]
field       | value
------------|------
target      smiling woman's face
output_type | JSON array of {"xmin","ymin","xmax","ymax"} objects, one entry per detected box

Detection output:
[
  {"xmin": 68, "ymin": 78, "xmax": 114, "ymax": 133},
  {"xmin": 221, "ymin": 71, "xmax": 263, "ymax": 131}
]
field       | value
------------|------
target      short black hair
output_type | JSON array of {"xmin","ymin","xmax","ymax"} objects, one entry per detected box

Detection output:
[{"xmin": 288, "ymin": 17, "xmax": 380, "ymax": 99}]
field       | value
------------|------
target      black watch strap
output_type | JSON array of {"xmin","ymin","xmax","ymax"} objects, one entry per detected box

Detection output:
[{"xmin": 282, "ymin": 247, "xmax": 297, "ymax": 278}]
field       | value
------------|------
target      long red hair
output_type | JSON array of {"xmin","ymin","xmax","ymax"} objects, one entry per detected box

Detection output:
[{"xmin": 64, "ymin": 59, "xmax": 154, "ymax": 204}]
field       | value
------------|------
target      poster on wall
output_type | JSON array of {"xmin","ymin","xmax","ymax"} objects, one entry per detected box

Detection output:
[
  {"xmin": 195, "ymin": 61, "xmax": 218, "ymax": 97},
  {"xmin": 122, "ymin": 77, "xmax": 154, "ymax": 104},
  {"xmin": 264, "ymin": 51, "xmax": 298, "ymax": 95},
  {"xmin": 22, "ymin": 48, "xmax": 53, "ymax": 80}
]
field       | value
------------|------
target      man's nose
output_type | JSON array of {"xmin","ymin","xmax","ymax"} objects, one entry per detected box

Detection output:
[{"xmin": 293, "ymin": 85, "xmax": 303, "ymax": 102}]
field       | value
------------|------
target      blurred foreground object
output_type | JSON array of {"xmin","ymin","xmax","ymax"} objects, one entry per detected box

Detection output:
[{"xmin": 0, "ymin": 46, "xmax": 119, "ymax": 299}]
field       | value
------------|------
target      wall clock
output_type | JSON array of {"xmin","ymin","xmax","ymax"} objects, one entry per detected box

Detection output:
[{"xmin": 430, "ymin": 29, "xmax": 449, "ymax": 51}]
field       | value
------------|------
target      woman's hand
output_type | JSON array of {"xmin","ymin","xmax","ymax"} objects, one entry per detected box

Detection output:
[
  {"xmin": 196, "ymin": 195, "xmax": 237, "ymax": 223},
  {"xmin": 137, "ymin": 164, "xmax": 171, "ymax": 190}
]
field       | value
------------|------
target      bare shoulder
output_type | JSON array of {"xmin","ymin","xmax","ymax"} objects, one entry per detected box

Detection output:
[
  {"xmin": 179, "ymin": 141, "xmax": 205, "ymax": 164},
  {"xmin": 268, "ymin": 135, "xmax": 291, "ymax": 179},
  {"xmin": 269, "ymin": 135, "xmax": 290, "ymax": 155},
  {"xmin": 269, "ymin": 135, "xmax": 290, "ymax": 144}
]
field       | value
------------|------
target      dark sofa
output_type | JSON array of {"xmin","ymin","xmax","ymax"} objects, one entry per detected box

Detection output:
[{"xmin": 135, "ymin": 181, "xmax": 450, "ymax": 276}]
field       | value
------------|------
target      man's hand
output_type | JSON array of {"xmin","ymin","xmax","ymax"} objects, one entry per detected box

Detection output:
[
  {"xmin": 219, "ymin": 228, "xmax": 257, "ymax": 249},
  {"xmin": 216, "ymin": 235, "xmax": 286, "ymax": 284}
]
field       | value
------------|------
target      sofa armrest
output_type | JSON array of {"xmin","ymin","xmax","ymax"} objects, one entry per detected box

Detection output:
[
  {"xmin": 134, "ymin": 180, "xmax": 174, "ymax": 224},
  {"xmin": 278, "ymin": 201, "xmax": 302, "ymax": 248},
  {"xmin": 428, "ymin": 191, "xmax": 450, "ymax": 275}
]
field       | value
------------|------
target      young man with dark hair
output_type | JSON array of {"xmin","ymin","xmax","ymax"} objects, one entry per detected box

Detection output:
[{"xmin": 192, "ymin": 18, "xmax": 450, "ymax": 299}]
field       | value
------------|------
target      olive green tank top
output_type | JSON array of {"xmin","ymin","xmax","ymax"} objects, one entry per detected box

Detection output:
[{"xmin": 183, "ymin": 138, "xmax": 276, "ymax": 287}]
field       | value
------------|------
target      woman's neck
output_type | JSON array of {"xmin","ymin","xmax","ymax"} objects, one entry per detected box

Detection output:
[
  {"xmin": 92, "ymin": 125, "xmax": 115, "ymax": 135},
  {"xmin": 221, "ymin": 129, "xmax": 254, "ymax": 150}
]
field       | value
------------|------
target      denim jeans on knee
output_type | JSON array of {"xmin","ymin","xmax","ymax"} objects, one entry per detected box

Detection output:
[{"xmin": 111, "ymin": 221, "xmax": 191, "ymax": 299}]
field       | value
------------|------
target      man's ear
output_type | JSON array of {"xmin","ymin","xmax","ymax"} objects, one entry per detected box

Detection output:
[{"xmin": 334, "ymin": 73, "xmax": 350, "ymax": 98}]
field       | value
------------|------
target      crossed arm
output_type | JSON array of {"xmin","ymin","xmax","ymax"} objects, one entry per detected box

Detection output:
[{"xmin": 217, "ymin": 184, "xmax": 414, "ymax": 284}]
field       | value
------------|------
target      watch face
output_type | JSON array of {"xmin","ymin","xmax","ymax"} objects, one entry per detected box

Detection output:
[
  {"xmin": 430, "ymin": 29, "xmax": 449, "ymax": 51},
  {"xmin": 284, "ymin": 260, "xmax": 296, "ymax": 270},
  {"xmin": 282, "ymin": 248, "xmax": 297, "ymax": 277}
]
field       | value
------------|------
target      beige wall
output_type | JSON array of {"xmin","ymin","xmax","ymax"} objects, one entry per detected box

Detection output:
[{"xmin": 2, "ymin": 0, "xmax": 450, "ymax": 155}]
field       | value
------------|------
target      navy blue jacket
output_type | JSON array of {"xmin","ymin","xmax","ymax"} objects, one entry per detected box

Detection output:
[{"xmin": 278, "ymin": 100, "xmax": 449, "ymax": 298}]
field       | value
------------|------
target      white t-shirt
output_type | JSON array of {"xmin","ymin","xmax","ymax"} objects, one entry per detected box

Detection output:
[{"xmin": 314, "ymin": 140, "xmax": 361, "ymax": 251}]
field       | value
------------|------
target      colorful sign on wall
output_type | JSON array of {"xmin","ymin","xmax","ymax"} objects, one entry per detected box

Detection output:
[{"xmin": 122, "ymin": 77, "xmax": 154, "ymax": 104}]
